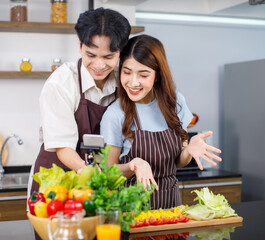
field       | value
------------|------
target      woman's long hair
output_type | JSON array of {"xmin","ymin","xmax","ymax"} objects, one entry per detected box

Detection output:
[{"xmin": 118, "ymin": 34, "xmax": 188, "ymax": 142}]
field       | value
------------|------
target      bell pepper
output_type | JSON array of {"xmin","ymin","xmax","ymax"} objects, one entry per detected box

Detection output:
[
  {"xmin": 28, "ymin": 191, "xmax": 46, "ymax": 215},
  {"xmin": 68, "ymin": 187, "xmax": 93, "ymax": 203},
  {"xmin": 64, "ymin": 199, "xmax": 84, "ymax": 214},
  {"xmin": 83, "ymin": 199, "xmax": 96, "ymax": 217},
  {"xmin": 34, "ymin": 201, "xmax": 48, "ymax": 218},
  {"xmin": 44, "ymin": 185, "xmax": 68, "ymax": 203},
  {"xmin": 47, "ymin": 200, "xmax": 64, "ymax": 216}
]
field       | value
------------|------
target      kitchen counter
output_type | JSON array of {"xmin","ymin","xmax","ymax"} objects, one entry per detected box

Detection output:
[
  {"xmin": 0, "ymin": 200, "xmax": 264, "ymax": 240},
  {"xmin": 0, "ymin": 166, "xmax": 31, "ymax": 192},
  {"xmin": 176, "ymin": 168, "xmax": 241, "ymax": 181}
]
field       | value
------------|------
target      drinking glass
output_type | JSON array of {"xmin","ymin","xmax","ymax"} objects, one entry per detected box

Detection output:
[{"xmin": 96, "ymin": 208, "xmax": 121, "ymax": 240}]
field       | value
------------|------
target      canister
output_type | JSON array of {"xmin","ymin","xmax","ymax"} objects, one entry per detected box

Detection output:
[
  {"xmin": 51, "ymin": 0, "xmax": 67, "ymax": 23},
  {"xmin": 10, "ymin": 0, "xmax": 28, "ymax": 22},
  {"xmin": 20, "ymin": 58, "xmax": 32, "ymax": 72}
]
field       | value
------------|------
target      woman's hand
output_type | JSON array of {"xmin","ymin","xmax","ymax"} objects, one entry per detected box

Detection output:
[
  {"xmin": 187, "ymin": 131, "xmax": 222, "ymax": 170},
  {"xmin": 129, "ymin": 158, "xmax": 159, "ymax": 191}
]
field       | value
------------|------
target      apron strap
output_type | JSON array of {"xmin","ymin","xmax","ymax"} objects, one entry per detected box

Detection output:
[
  {"xmin": 134, "ymin": 109, "xmax": 142, "ymax": 131},
  {"xmin": 77, "ymin": 58, "xmax": 85, "ymax": 100}
]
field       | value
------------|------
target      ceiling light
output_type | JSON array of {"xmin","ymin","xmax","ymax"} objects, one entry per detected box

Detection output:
[{"xmin": 135, "ymin": 12, "xmax": 265, "ymax": 27}]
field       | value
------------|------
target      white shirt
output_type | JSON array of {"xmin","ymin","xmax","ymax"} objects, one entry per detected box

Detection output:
[{"xmin": 39, "ymin": 60, "xmax": 117, "ymax": 152}]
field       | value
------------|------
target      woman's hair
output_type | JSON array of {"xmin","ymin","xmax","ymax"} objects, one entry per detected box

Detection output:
[
  {"xmin": 75, "ymin": 7, "xmax": 131, "ymax": 52},
  {"xmin": 119, "ymin": 34, "xmax": 188, "ymax": 142}
]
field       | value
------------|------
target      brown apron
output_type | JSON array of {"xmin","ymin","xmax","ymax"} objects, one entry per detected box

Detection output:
[
  {"xmin": 31, "ymin": 59, "xmax": 110, "ymax": 194},
  {"xmin": 120, "ymin": 111, "xmax": 183, "ymax": 210}
]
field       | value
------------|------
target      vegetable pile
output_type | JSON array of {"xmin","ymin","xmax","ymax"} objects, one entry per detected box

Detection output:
[
  {"xmin": 131, "ymin": 207, "xmax": 189, "ymax": 228},
  {"xmin": 29, "ymin": 146, "xmax": 154, "ymax": 232},
  {"xmin": 182, "ymin": 188, "xmax": 238, "ymax": 221}
]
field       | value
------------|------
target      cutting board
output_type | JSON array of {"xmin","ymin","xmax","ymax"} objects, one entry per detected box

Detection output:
[
  {"xmin": 129, "ymin": 216, "xmax": 243, "ymax": 233},
  {"xmin": 0, "ymin": 135, "xmax": 8, "ymax": 165}
]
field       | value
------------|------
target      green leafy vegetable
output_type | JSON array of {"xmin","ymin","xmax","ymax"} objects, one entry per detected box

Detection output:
[
  {"xmin": 75, "ymin": 165, "xmax": 96, "ymax": 188},
  {"xmin": 88, "ymin": 146, "xmax": 155, "ymax": 232},
  {"xmin": 33, "ymin": 164, "xmax": 78, "ymax": 193},
  {"xmin": 183, "ymin": 188, "xmax": 237, "ymax": 221}
]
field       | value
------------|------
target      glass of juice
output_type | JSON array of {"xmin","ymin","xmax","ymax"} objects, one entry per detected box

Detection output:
[{"xmin": 96, "ymin": 207, "xmax": 121, "ymax": 240}]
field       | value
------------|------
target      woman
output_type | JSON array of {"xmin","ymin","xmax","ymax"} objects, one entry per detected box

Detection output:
[
  {"xmin": 100, "ymin": 35, "xmax": 222, "ymax": 209},
  {"xmin": 29, "ymin": 8, "xmax": 131, "ymax": 195}
]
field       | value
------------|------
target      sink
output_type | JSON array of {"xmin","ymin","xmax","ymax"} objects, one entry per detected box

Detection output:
[{"xmin": 0, "ymin": 173, "xmax": 29, "ymax": 189}]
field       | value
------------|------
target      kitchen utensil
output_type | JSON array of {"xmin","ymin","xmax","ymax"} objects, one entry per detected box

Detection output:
[
  {"xmin": 27, "ymin": 212, "xmax": 98, "ymax": 240},
  {"xmin": 129, "ymin": 215, "xmax": 243, "ymax": 234},
  {"xmin": 47, "ymin": 211, "xmax": 85, "ymax": 240},
  {"xmin": 0, "ymin": 135, "xmax": 8, "ymax": 165}
]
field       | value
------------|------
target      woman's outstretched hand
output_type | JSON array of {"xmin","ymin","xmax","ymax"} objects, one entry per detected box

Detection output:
[
  {"xmin": 129, "ymin": 157, "xmax": 159, "ymax": 191},
  {"xmin": 187, "ymin": 131, "xmax": 222, "ymax": 170}
]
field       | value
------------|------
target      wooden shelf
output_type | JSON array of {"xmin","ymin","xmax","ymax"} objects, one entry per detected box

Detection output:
[
  {"xmin": 0, "ymin": 71, "xmax": 51, "ymax": 79},
  {"xmin": 0, "ymin": 21, "xmax": 144, "ymax": 34}
]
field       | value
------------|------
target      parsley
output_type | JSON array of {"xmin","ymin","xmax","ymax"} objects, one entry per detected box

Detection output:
[{"xmin": 88, "ymin": 146, "xmax": 154, "ymax": 232}]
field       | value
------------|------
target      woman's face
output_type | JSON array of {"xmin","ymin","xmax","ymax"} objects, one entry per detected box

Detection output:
[
  {"xmin": 79, "ymin": 35, "xmax": 120, "ymax": 82},
  {"xmin": 121, "ymin": 57, "xmax": 156, "ymax": 104}
]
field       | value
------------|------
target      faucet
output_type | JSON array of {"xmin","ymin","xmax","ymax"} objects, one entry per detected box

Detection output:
[{"xmin": 0, "ymin": 134, "xmax": 23, "ymax": 176}]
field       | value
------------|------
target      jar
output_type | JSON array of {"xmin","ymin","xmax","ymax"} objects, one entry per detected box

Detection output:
[
  {"xmin": 20, "ymin": 58, "xmax": 32, "ymax": 72},
  {"xmin": 10, "ymin": 0, "xmax": 28, "ymax": 22},
  {"xmin": 51, "ymin": 58, "xmax": 62, "ymax": 71},
  {"xmin": 51, "ymin": 0, "xmax": 67, "ymax": 23}
]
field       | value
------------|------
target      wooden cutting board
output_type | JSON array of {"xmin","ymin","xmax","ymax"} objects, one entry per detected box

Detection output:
[
  {"xmin": 0, "ymin": 135, "xmax": 8, "ymax": 165},
  {"xmin": 129, "ymin": 216, "xmax": 243, "ymax": 233}
]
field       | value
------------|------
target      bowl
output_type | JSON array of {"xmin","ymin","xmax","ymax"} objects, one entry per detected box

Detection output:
[{"xmin": 27, "ymin": 212, "xmax": 99, "ymax": 240}]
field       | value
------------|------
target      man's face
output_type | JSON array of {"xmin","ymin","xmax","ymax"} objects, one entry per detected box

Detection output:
[{"xmin": 79, "ymin": 35, "xmax": 120, "ymax": 82}]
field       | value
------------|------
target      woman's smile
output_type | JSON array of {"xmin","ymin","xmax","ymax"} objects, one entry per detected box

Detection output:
[
  {"xmin": 128, "ymin": 87, "xmax": 142, "ymax": 95},
  {"xmin": 121, "ymin": 57, "xmax": 156, "ymax": 104}
]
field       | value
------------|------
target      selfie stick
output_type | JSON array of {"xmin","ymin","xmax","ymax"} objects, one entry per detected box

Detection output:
[{"xmin": 80, "ymin": 142, "xmax": 105, "ymax": 165}]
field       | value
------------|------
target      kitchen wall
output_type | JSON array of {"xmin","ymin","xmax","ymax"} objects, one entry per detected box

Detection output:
[
  {"xmin": 1, "ymin": 0, "xmax": 265, "ymax": 168},
  {"xmin": 135, "ymin": 18, "xmax": 265, "ymax": 170},
  {"xmin": 0, "ymin": 0, "xmax": 138, "ymax": 166}
]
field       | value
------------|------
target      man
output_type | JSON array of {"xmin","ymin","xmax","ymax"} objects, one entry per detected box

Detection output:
[{"xmin": 30, "ymin": 7, "xmax": 131, "ymax": 194}]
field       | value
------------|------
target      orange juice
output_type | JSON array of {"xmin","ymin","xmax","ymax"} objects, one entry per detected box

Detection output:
[{"xmin": 96, "ymin": 224, "xmax": 121, "ymax": 240}]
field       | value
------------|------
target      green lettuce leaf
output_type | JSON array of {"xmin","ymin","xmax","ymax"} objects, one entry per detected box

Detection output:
[
  {"xmin": 183, "ymin": 187, "xmax": 237, "ymax": 220},
  {"xmin": 32, "ymin": 164, "xmax": 78, "ymax": 193}
]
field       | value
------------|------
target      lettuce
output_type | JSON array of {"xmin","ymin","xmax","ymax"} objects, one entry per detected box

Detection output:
[
  {"xmin": 183, "ymin": 187, "xmax": 237, "ymax": 220},
  {"xmin": 32, "ymin": 164, "xmax": 78, "ymax": 193}
]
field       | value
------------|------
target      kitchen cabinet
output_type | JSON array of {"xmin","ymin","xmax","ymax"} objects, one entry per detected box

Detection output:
[
  {"xmin": 0, "ymin": 191, "xmax": 27, "ymax": 221},
  {"xmin": 179, "ymin": 177, "xmax": 242, "ymax": 205}
]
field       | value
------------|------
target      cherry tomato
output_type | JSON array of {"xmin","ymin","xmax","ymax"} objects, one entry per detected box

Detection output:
[
  {"xmin": 178, "ymin": 214, "xmax": 190, "ymax": 222},
  {"xmin": 149, "ymin": 216, "xmax": 158, "ymax": 225}
]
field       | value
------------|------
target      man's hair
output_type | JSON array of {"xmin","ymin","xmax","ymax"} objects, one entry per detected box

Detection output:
[{"xmin": 75, "ymin": 7, "xmax": 131, "ymax": 52}]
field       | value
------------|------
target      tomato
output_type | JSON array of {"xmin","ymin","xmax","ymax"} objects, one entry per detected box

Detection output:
[
  {"xmin": 64, "ymin": 199, "xmax": 83, "ymax": 214},
  {"xmin": 178, "ymin": 214, "xmax": 190, "ymax": 222},
  {"xmin": 130, "ymin": 222, "xmax": 136, "ymax": 228},
  {"xmin": 134, "ymin": 220, "xmax": 144, "ymax": 227},
  {"xmin": 143, "ymin": 218, "xmax": 149, "ymax": 226},
  {"xmin": 172, "ymin": 216, "xmax": 179, "ymax": 224},
  {"xmin": 149, "ymin": 216, "xmax": 158, "ymax": 225},
  {"xmin": 47, "ymin": 200, "xmax": 64, "ymax": 216}
]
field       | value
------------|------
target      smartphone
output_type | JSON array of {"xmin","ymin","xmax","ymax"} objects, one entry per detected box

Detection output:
[{"xmin": 82, "ymin": 134, "xmax": 105, "ymax": 148}]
